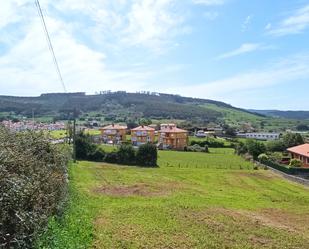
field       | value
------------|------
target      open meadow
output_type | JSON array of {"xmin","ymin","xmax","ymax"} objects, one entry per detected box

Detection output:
[{"xmin": 38, "ymin": 148, "xmax": 309, "ymax": 249}]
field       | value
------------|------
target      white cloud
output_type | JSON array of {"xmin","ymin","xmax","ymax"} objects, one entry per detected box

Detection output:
[
  {"xmin": 216, "ymin": 43, "xmax": 271, "ymax": 60},
  {"xmin": 167, "ymin": 53, "xmax": 309, "ymax": 99},
  {"xmin": 267, "ymin": 4, "xmax": 309, "ymax": 36},
  {"xmin": 122, "ymin": 0, "xmax": 187, "ymax": 52},
  {"xmin": 241, "ymin": 15, "xmax": 252, "ymax": 32},
  {"xmin": 0, "ymin": 12, "xmax": 153, "ymax": 95},
  {"xmin": 265, "ymin": 23, "xmax": 272, "ymax": 30},
  {"xmin": 192, "ymin": 0, "xmax": 224, "ymax": 6}
]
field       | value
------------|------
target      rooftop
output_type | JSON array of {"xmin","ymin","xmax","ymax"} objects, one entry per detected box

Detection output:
[
  {"xmin": 100, "ymin": 124, "xmax": 127, "ymax": 130},
  {"xmin": 160, "ymin": 126, "xmax": 187, "ymax": 133},
  {"xmin": 131, "ymin": 125, "xmax": 155, "ymax": 131},
  {"xmin": 287, "ymin": 144, "xmax": 309, "ymax": 157}
]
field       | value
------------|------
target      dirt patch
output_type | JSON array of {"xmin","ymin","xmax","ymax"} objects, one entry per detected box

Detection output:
[
  {"xmin": 181, "ymin": 207, "xmax": 309, "ymax": 235},
  {"xmin": 234, "ymin": 171, "xmax": 277, "ymax": 180},
  {"xmin": 94, "ymin": 182, "xmax": 182, "ymax": 197}
]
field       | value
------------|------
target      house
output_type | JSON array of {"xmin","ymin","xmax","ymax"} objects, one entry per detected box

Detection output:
[
  {"xmin": 195, "ymin": 130, "xmax": 206, "ymax": 138},
  {"xmin": 206, "ymin": 126, "xmax": 224, "ymax": 136},
  {"xmin": 131, "ymin": 125, "xmax": 155, "ymax": 146},
  {"xmin": 99, "ymin": 124, "xmax": 127, "ymax": 144},
  {"xmin": 237, "ymin": 132, "xmax": 280, "ymax": 141},
  {"xmin": 287, "ymin": 144, "xmax": 309, "ymax": 167},
  {"xmin": 158, "ymin": 124, "xmax": 188, "ymax": 150}
]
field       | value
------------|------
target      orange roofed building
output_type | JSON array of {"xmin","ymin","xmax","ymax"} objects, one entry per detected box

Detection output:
[
  {"xmin": 158, "ymin": 124, "xmax": 188, "ymax": 150},
  {"xmin": 100, "ymin": 124, "xmax": 127, "ymax": 144},
  {"xmin": 131, "ymin": 125, "xmax": 155, "ymax": 146},
  {"xmin": 287, "ymin": 143, "xmax": 309, "ymax": 167}
]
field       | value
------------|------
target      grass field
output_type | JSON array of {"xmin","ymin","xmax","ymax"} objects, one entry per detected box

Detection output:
[{"xmin": 38, "ymin": 149, "xmax": 309, "ymax": 249}]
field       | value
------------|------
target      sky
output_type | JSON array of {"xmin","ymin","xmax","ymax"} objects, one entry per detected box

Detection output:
[{"xmin": 0, "ymin": 0, "xmax": 309, "ymax": 110}]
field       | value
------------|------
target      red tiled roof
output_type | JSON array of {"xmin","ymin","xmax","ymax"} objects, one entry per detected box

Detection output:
[
  {"xmin": 131, "ymin": 125, "xmax": 155, "ymax": 131},
  {"xmin": 159, "ymin": 127, "xmax": 187, "ymax": 133},
  {"xmin": 287, "ymin": 144, "xmax": 309, "ymax": 158},
  {"xmin": 100, "ymin": 124, "xmax": 127, "ymax": 130}
]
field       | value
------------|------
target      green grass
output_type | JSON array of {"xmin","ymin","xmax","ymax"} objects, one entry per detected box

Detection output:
[
  {"xmin": 49, "ymin": 130, "xmax": 67, "ymax": 139},
  {"xmin": 38, "ymin": 149, "xmax": 309, "ymax": 249}
]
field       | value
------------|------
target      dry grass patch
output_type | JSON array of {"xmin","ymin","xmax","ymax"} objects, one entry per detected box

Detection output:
[
  {"xmin": 234, "ymin": 171, "xmax": 277, "ymax": 180},
  {"xmin": 179, "ymin": 207, "xmax": 309, "ymax": 248},
  {"xmin": 93, "ymin": 181, "xmax": 183, "ymax": 197}
]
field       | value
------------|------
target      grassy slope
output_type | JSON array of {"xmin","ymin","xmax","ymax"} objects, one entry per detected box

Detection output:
[
  {"xmin": 38, "ymin": 149, "xmax": 309, "ymax": 249},
  {"xmin": 204, "ymin": 104, "xmax": 307, "ymax": 131}
]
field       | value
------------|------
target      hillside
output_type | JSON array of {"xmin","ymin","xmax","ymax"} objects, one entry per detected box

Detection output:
[
  {"xmin": 0, "ymin": 91, "xmax": 308, "ymax": 130},
  {"xmin": 250, "ymin": 110, "xmax": 309, "ymax": 120},
  {"xmin": 0, "ymin": 91, "xmax": 258, "ymax": 120}
]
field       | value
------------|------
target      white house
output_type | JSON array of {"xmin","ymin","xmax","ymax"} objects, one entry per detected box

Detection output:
[{"xmin": 237, "ymin": 132, "xmax": 280, "ymax": 140}]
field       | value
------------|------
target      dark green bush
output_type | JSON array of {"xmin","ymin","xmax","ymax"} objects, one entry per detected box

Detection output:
[
  {"xmin": 117, "ymin": 144, "xmax": 136, "ymax": 165},
  {"xmin": 88, "ymin": 147, "xmax": 105, "ymax": 162},
  {"xmin": 0, "ymin": 127, "xmax": 70, "ymax": 248},
  {"xmin": 190, "ymin": 138, "xmax": 225, "ymax": 148},
  {"xmin": 75, "ymin": 132, "xmax": 97, "ymax": 160},
  {"xmin": 136, "ymin": 143, "xmax": 158, "ymax": 167},
  {"xmin": 104, "ymin": 152, "xmax": 119, "ymax": 164}
]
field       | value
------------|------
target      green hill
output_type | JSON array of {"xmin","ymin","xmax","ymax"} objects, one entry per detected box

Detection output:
[{"xmin": 0, "ymin": 91, "xmax": 308, "ymax": 131}]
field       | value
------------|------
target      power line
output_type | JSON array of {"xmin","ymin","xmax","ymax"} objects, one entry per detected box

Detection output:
[{"xmin": 35, "ymin": 0, "xmax": 67, "ymax": 93}]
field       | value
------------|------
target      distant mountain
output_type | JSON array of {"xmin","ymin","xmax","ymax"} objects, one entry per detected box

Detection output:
[
  {"xmin": 0, "ymin": 91, "xmax": 262, "ymax": 123},
  {"xmin": 250, "ymin": 110, "xmax": 309, "ymax": 120},
  {"xmin": 1, "ymin": 92, "xmax": 308, "ymax": 131}
]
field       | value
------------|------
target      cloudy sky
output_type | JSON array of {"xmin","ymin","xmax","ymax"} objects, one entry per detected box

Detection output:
[{"xmin": 1, "ymin": 0, "xmax": 309, "ymax": 110}]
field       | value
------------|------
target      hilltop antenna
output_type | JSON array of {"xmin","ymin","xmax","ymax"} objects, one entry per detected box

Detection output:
[{"xmin": 35, "ymin": 0, "xmax": 67, "ymax": 93}]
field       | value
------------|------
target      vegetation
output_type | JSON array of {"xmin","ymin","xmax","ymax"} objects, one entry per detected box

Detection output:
[
  {"xmin": 38, "ymin": 149, "xmax": 309, "ymax": 248},
  {"xmin": 236, "ymin": 139, "xmax": 266, "ymax": 160},
  {"xmin": 2, "ymin": 91, "xmax": 309, "ymax": 130},
  {"xmin": 289, "ymin": 158, "xmax": 302, "ymax": 167},
  {"xmin": 75, "ymin": 133, "xmax": 157, "ymax": 167},
  {"xmin": 0, "ymin": 127, "xmax": 70, "ymax": 248}
]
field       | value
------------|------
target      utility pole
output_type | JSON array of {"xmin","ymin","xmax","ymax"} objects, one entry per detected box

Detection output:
[
  {"xmin": 32, "ymin": 108, "xmax": 35, "ymax": 130},
  {"xmin": 73, "ymin": 117, "xmax": 76, "ymax": 163}
]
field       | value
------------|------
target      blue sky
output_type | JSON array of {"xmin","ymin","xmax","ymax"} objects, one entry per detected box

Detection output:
[{"xmin": 1, "ymin": 0, "xmax": 309, "ymax": 110}]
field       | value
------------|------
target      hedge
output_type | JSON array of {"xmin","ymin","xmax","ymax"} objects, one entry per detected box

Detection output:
[
  {"xmin": 0, "ymin": 127, "xmax": 70, "ymax": 248},
  {"xmin": 262, "ymin": 160, "xmax": 309, "ymax": 175}
]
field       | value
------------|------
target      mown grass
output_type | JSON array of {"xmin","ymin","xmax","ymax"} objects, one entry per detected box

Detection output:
[{"xmin": 38, "ymin": 149, "xmax": 309, "ymax": 249}]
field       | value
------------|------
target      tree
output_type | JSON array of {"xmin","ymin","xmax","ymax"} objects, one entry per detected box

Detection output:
[
  {"xmin": 75, "ymin": 132, "xmax": 97, "ymax": 160},
  {"xmin": 246, "ymin": 140, "xmax": 266, "ymax": 160},
  {"xmin": 266, "ymin": 140, "xmax": 285, "ymax": 152},
  {"xmin": 136, "ymin": 143, "xmax": 158, "ymax": 167},
  {"xmin": 282, "ymin": 133, "xmax": 304, "ymax": 148},
  {"xmin": 225, "ymin": 126, "xmax": 236, "ymax": 137},
  {"xmin": 117, "ymin": 144, "xmax": 136, "ymax": 165},
  {"xmin": 296, "ymin": 124, "xmax": 309, "ymax": 131}
]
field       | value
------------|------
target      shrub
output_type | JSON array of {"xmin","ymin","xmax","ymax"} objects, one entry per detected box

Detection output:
[
  {"xmin": 136, "ymin": 143, "xmax": 157, "ymax": 167},
  {"xmin": 117, "ymin": 144, "xmax": 136, "ymax": 165},
  {"xmin": 0, "ymin": 127, "xmax": 70, "ymax": 248},
  {"xmin": 204, "ymin": 145, "xmax": 209, "ymax": 153},
  {"xmin": 258, "ymin": 153, "xmax": 269, "ymax": 164},
  {"xmin": 104, "ymin": 152, "xmax": 119, "ymax": 164},
  {"xmin": 266, "ymin": 140, "xmax": 285, "ymax": 152},
  {"xmin": 235, "ymin": 142, "xmax": 248, "ymax": 155},
  {"xmin": 75, "ymin": 132, "xmax": 96, "ymax": 160},
  {"xmin": 289, "ymin": 158, "xmax": 302, "ymax": 167},
  {"xmin": 246, "ymin": 140, "xmax": 266, "ymax": 160},
  {"xmin": 88, "ymin": 147, "xmax": 105, "ymax": 162},
  {"xmin": 190, "ymin": 138, "xmax": 225, "ymax": 148}
]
